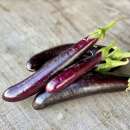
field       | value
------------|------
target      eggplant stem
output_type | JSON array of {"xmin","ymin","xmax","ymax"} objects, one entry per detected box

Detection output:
[
  {"xmin": 90, "ymin": 20, "xmax": 117, "ymax": 39},
  {"xmin": 90, "ymin": 17, "xmax": 126, "ymax": 40}
]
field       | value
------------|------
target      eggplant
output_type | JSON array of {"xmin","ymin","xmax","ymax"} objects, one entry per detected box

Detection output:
[
  {"xmin": 26, "ymin": 44, "xmax": 103, "ymax": 72},
  {"xmin": 26, "ymin": 42, "xmax": 130, "ymax": 78},
  {"xmin": 2, "ymin": 37, "xmax": 97, "ymax": 102},
  {"xmin": 26, "ymin": 44, "xmax": 73, "ymax": 72},
  {"xmin": 2, "ymin": 21, "xmax": 116, "ymax": 102},
  {"xmin": 33, "ymin": 73, "xmax": 128, "ymax": 109},
  {"xmin": 46, "ymin": 52, "xmax": 102, "ymax": 93}
]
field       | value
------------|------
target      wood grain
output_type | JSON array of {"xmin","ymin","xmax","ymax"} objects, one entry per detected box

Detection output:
[{"xmin": 0, "ymin": 0, "xmax": 130, "ymax": 130}]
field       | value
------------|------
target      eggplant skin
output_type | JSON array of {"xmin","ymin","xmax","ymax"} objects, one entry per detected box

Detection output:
[
  {"xmin": 26, "ymin": 43, "xmax": 103, "ymax": 72},
  {"xmin": 32, "ymin": 73, "xmax": 127, "ymax": 110},
  {"xmin": 3, "ymin": 37, "xmax": 98, "ymax": 102},
  {"xmin": 26, "ymin": 44, "xmax": 73, "ymax": 72},
  {"xmin": 46, "ymin": 52, "xmax": 102, "ymax": 93}
]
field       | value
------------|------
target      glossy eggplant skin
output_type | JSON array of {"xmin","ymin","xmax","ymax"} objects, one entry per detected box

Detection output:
[
  {"xmin": 27, "ymin": 42, "xmax": 130, "ymax": 78},
  {"xmin": 33, "ymin": 73, "xmax": 128, "ymax": 109},
  {"xmin": 26, "ymin": 43, "xmax": 103, "ymax": 72},
  {"xmin": 3, "ymin": 37, "xmax": 97, "ymax": 102},
  {"xmin": 46, "ymin": 52, "xmax": 102, "ymax": 93},
  {"xmin": 26, "ymin": 44, "xmax": 73, "ymax": 72}
]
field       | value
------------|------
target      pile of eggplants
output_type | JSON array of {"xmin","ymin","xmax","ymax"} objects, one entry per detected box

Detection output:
[{"xmin": 2, "ymin": 21, "xmax": 130, "ymax": 110}]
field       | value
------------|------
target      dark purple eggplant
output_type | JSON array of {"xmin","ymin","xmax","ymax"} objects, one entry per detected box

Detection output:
[
  {"xmin": 46, "ymin": 52, "xmax": 102, "ymax": 93},
  {"xmin": 26, "ymin": 42, "xmax": 130, "ymax": 78},
  {"xmin": 26, "ymin": 44, "xmax": 73, "ymax": 72},
  {"xmin": 3, "ymin": 21, "xmax": 116, "ymax": 102},
  {"xmin": 33, "ymin": 73, "xmax": 128, "ymax": 109},
  {"xmin": 2, "ymin": 37, "xmax": 97, "ymax": 102},
  {"xmin": 26, "ymin": 44, "xmax": 103, "ymax": 72},
  {"xmin": 26, "ymin": 19, "xmax": 117, "ymax": 72}
]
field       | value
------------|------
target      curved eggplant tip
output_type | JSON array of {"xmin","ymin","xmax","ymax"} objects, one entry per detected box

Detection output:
[
  {"xmin": 32, "ymin": 93, "xmax": 43, "ymax": 110},
  {"xmin": 46, "ymin": 81, "xmax": 56, "ymax": 93},
  {"xmin": 32, "ymin": 101, "xmax": 40, "ymax": 110},
  {"xmin": 26, "ymin": 61, "xmax": 35, "ymax": 72},
  {"xmin": 32, "ymin": 96, "xmax": 45, "ymax": 110},
  {"xmin": 32, "ymin": 92, "xmax": 51, "ymax": 110},
  {"xmin": 2, "ymin": 88, "xmax": 17, "ymax": 102},
  {"xmin": 32, "ymin": 100, "xmax": 43, "ymax": 110}
]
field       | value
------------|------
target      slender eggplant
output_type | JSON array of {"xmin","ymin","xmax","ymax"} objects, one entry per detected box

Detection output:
[
  {"xmin": 45, "ymin": 42, "xmax": 130, "ymax": 93},
  {"xmin": 26, "ymin": 20, "xmax": 117, "ymax": 72},
  {"xmin": 27, "ymin": 43, "xmax": 130, "ymax": 78},
  {"xmin": 46, "ymin": 52, "xmax": 102, "ymax": 93},
  {"xmin": 2, "ymin": 21, "xmax": 116, "ymax": 102},
  {"xmin": 33, "ymin": 73, "xmax": 128, "ymax": 109},
  {"xmin": 26, "ymin": 44, "xmax": 103, "ymax": 72},
  {"xmin": 26, "ymin": 44, "xmax": 73, "ymax": 72},
  {"xmin": 2, "ymin": 38, "xmax": 97, "ymax": 102}
]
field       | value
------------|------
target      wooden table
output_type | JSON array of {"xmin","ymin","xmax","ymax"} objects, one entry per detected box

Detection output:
[{"xmin": 0, "ymin": 0, "xmax": 130, "ymax": 130}]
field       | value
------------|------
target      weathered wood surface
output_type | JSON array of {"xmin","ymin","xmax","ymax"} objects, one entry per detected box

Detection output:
[{"xmin": 0, "ymin": 0, "xmax": 130, "ymax": 130}]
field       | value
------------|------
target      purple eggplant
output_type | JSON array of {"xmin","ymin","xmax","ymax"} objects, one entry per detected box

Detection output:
[
  {"xmin": 46, "ymin": 52, "xmax": 102, "ymax": 93},
  {"xmin": 26, "ymin": 44, "xmax": 73, "ymax": 72},
  {"xmin": 26, "ymin": 43, "xmax": 130, "ymax": 78},
  {"xmin": 2, "ymin": 21, "xmax": 116, "ymax": 102},
  {"xmin": 26, "ymin": 44, "xmax": 103, "ymax": 72},
  {"xmin": 2, "ymin": 37, "xmax": 97, "ymax": 102},
  {"xmin": 33, "ymin": 73, "xmax": 128, "ymax": 109}
]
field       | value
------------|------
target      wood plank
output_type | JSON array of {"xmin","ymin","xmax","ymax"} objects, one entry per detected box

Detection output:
[{"xmin": 0, "ymin": 0, "xmax": 130, "ymax": 130}]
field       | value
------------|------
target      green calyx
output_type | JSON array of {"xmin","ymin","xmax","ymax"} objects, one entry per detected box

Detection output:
[
  {"xmin": 96, "ymin": 58, "xmax": 129, "ymax": 73},
  {"xmin": 96, "ymin": 42, "xmax": 130, "ymax": 73},
  {"xmin": 90, "ymin": 20, "xmax": 117, "ymax": 39},
  {"xmin": 95, "ymin": 42, "xmax": 130, "ymax": 91},
  {"xmin": 99, "ymin": 42, "xmax": 117, "ymax": 59},
  {"xmin": 108, "ymin": 48, "xmax": 130, "ymax": 60}
]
